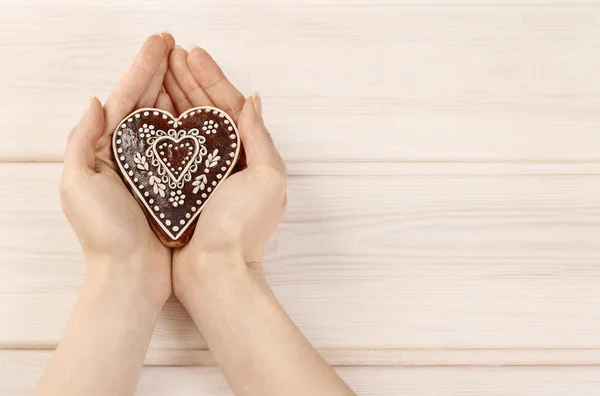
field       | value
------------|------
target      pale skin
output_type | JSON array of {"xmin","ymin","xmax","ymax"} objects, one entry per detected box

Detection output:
[{"xmin": 35, "ymin": 33, "xmax": 356, "ymax": 396}]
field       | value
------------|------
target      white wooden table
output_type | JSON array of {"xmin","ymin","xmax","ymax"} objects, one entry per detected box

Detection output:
[{"xmin": 1, "ymin": 1, "xmax": 600, "ymax": 394}]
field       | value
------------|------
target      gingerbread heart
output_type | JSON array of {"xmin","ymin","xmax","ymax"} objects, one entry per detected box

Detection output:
[{"xmin": 112, "ymin": 107, "xmax": 240, "ymax": 247}]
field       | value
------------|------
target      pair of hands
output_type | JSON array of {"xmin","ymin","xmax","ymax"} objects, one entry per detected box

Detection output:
[{"xmin": 60, "ymin": 33, "xmax": 287, "ymax": 309}]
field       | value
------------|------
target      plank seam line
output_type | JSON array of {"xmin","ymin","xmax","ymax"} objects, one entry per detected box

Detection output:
[
  {"xmin": 4, "ymin": 160, "xmax": 600, "ymax": 164},
  {"xmin": 5, "ymin": 347, "xmax": 600, "ymax": 367}
]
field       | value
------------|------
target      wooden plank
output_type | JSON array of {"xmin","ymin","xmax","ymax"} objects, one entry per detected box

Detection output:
[
  {"xmin": 3, "ymin": 351, "xmax": 600, "ymax": 396},
  {"xmin": 8, "ymin": 1, "xmax": 600, "ymax": 6},
  {"xmin": 6, "ymin": 347, "xmax": 600, "ymax": 367},
  {"xmin": 286, "ymin": 161, "xmax": 600, "ymax": 176},
  {"xmin": 2, "ymin": 4, "xmax": 600, "ymax": 162},
  {"xmin": 143, "ymin": 348, "xmax": 600, "ymax": 367},
  {"xmin": 1, "ymin": 163, "xmax": 600, "ymax": 350}
]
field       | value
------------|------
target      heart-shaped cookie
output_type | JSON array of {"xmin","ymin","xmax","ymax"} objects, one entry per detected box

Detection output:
[{"xmin": 112, "ymin": 107, "xmax": 240, "ymax": 247}]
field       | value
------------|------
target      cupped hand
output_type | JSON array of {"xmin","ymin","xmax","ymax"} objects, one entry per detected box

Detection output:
[
  {"xmin": 163, "ymin": 46, "xmax": 287, "ymax": 300},
  {"xmin": 60, "ymin": 34, "xmax": 176, "ymax": 305}
]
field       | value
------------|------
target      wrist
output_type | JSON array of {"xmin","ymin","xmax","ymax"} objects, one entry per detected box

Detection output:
[
  {"xmin": 84, "ymin": 255, "xmax": 170, "ymax": 312},
  {"xmin": 173, "ymin": 249, "xmax": 252, "ymax": 305}
]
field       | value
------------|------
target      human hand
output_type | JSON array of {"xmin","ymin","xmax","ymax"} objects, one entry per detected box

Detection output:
[
  {"xmin": 162, "ymin": 46, "xmax": 287, "ymax": 301},
  {"xmin": 60, "ymin": 34, "xmax": 176, "ymax": 307}
]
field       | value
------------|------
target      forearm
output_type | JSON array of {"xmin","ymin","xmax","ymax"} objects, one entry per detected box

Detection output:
[
  {"xmin": 180, "ymin": 254, "xmax": 355, "ymax": 396},
  {"xmin": 36, "ymin": 260, "xmax": 164, "ymax": 396}
]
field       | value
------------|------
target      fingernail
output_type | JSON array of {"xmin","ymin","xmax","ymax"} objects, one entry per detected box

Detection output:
[
  {"xmin": 175, "ymin": 44, "xmax": 184, "ymax": 51},
  {"xmin": 187, "ymin": 44, "xmax": 198, "ymax": 52},
  {"xmin": 81, "ymin": 96, "xmax": 93, "ymax": 120},
  {"xmin": 252, "ymin": 92, "xmax": 262, "ymax": 117}
]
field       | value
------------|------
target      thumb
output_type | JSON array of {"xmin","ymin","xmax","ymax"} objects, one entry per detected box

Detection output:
[
  {"xmin": 64, "ymin": 97, "xmax": 105, "ymax": 173},
  {"xmin": 236, "ymin": 93, "xmax": 282, "ymax": 169}
]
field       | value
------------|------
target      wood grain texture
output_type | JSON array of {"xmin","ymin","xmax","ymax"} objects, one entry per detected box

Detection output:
[
  {"xmin": 2, "ymin": 3, "xmax": 600, "ymax": 162},
  {"xmin": 142, "ymin": 348, "xmax": 600, "ymax": 367},
  {"xmin": 3, "ymin": 351, "xmax": 600, "ymax": 396},
  {"xmin": 1, "ymin": 163, "xmax": 599, "ymax": 351},
  {"xmin": 7, "ymin": 347, "xmax": 600, "ymax": 367}
]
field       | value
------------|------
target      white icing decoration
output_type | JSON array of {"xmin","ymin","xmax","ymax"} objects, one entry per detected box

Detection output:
[
  {"xmin": 166, "ymin": 220, "xmax": 171, "ymax": 226},
  {"xmin": 205, "ymin": 149, "xmax": 220, "ymax": 168},
  {"xmin": 134, "ymin": 152, "xmax": 149, "ymax": 171},
  {"xmin": 148, "ymin": 175, "xmax": 166, "ymax": 197},
  {"xmin": 192, "ymin": 174, "xmax": 207, "ymax": 194}
]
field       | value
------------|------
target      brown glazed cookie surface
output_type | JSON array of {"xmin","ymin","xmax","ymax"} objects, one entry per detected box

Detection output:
[{"xmin": 112, "ymin": 107, "xmax": 240, "ymax": 247}]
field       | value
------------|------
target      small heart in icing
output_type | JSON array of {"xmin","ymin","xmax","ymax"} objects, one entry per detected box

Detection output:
[{"xmin": 153, "ymin": 136, "xmax": 200, "ymax": 183}]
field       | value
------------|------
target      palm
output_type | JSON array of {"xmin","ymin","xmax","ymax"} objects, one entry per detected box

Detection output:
[
  {"xmin": 90, "ymin": 169, "xmax": 166, "ymax": 256},
  {"xmin": 175, "ymin": 171, "xmax": 254, "ymax": 256}
]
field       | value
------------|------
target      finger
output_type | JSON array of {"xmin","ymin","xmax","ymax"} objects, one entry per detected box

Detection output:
[
  {"xmin": 104, "ymin": 34, "xmax": 166, "ymax": 130},
  {"xmin": 136, "ymin": 32, "xmax": 175, "ymax": 108},
  {"xmin": 155, "ymin": 90, "xmax": 176, "ymax": 114},
  {"xmin": 236, "ymin": 94, "xmax": 283, "ymax": 170},
  {"xmin": 187, "ymin": 46, "xmax": 245, "ymax": 122},
  {"xmin": 64, "ymin": 97, "xmax": 105, "ymax": 174},
  {"xmin": 169, "ymin": 46, "xmax": 214, "ymax": 107},
  {"xmin": 164, "ymin": 69, "xmax": 193, "ymax": 115}
]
